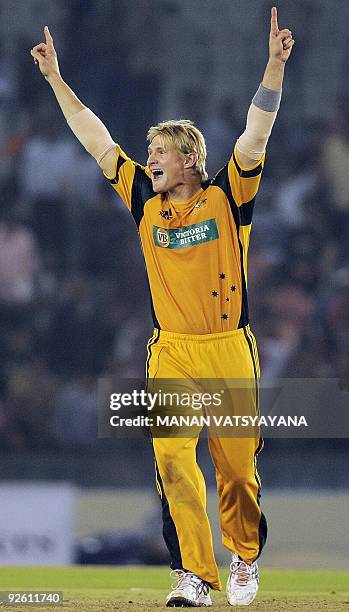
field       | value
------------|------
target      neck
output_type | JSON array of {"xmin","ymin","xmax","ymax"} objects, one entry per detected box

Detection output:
[{"xmin": 168, "ymin": 179, "xmax": 202, "ymax": 202}]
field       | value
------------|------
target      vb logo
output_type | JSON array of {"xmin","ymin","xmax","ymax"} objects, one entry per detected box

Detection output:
[{"xmin": 156, "ymin": 228, "xmax": 170, "ymax": 247}]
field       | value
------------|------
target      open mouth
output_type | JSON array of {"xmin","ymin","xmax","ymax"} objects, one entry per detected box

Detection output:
[{"xmin": 152, "ymin": 169, "xmax": 164, "ymax": 181}]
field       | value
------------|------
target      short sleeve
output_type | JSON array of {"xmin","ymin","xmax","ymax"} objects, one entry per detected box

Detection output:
[
  {"xmin": 103, "ymin": 145, "xmax": 144, "ymax": 211},
  {"xmin": 227, "ymin": 145, "xmax": 265, "ymax": 224},
  {"xmin": 103, "ymin": 145, "xmax": 155, "ymax": 228}
]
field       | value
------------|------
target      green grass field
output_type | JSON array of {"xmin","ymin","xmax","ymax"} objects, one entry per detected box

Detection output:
[{"xmin": 0, "ymin": 566, "xmax": 348, "ymax": 611}]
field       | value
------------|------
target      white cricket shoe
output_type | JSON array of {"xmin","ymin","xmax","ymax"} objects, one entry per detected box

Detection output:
[
  {"xmin": 166, "ymin": 569, "xmax": 212, "ymax": 607},
  {"xmin": 226, "ymin": 553, "xmax": 259, "ymax": 606}
]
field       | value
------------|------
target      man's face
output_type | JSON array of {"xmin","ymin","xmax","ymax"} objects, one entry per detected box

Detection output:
[{"xmin": 147, "ymin": 135, "xmax": 185, "ymax": 194}]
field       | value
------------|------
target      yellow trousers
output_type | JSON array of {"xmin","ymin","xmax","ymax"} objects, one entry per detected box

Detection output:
[{"xmin": 147, "ymin": 326, "xmax": 267, "ymax": 591}]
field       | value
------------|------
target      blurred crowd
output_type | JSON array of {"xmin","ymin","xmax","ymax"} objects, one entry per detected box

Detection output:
[{"xmin": 0, "ymin": 0, "xmax": 348, "ymax": 452}]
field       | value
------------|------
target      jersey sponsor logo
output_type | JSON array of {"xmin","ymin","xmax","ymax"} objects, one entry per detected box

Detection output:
[
  {"xmin": 156, "ymin": 227, "xmax": 170, "ymax": 247},
  {"xmin": 153, "ymin": 218, "xmax": 219, "ymax": 249}
]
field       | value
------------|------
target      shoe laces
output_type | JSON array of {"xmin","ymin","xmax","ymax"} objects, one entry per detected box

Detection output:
[
  {"xmin": 170, "ymin": 570, "xmax": 209, "ymax": 595},
  {"xmin": 230, "ymin": 556, "xmax": 258, "ymax": 586}
]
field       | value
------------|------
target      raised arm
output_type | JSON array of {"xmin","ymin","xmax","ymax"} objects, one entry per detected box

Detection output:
[
  {"xmin": 30, "ymin": 26, "xmax": 116, "ymax": 175},
  {"xmin": 236, "ymin": 6, "xmax": 294, "ymax": 169}
]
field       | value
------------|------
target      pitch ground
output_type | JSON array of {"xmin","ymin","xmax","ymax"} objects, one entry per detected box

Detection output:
[{"xmin": 1, "ymin": 566, "xmax": 348, "ymax": 611}]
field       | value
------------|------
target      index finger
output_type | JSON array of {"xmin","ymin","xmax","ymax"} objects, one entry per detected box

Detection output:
[
  {"xmin": 44, "ymin": 25, "xmax": 53, "ymax": 46},
  {"xmin": 270, "ymin": 6, "xmax": 279, "ymax": 36}
]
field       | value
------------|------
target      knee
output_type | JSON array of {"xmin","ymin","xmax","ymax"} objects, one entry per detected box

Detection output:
[
  {"xmin": 231, "ymin": 475, "xmax": 250, "ymax": 488},
  {"xmin": 160, "ymin": 457, "xmax": 184, "ymax": 485},
  {"xmin": 226, "ymin": 473, "xmax": 256, "ymax": 489}
]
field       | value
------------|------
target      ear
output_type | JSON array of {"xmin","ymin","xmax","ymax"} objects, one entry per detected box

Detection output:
[{"xmin": 184, "ymin": 151, "xmax": 198, "ymax": 170}]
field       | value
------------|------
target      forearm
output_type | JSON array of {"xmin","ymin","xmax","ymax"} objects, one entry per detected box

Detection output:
[
  {"xmin": 261, "ymin": 58, "xmax": 285, "ymax": 92},
  {"xmin": 236, "ymin": 81, "xmax": 282, "ymax": 165},
  {"xmin": 47, "ymin": 74, "xmax": 115, "ymax": 164},
  {"xmin": 237, "ymin": 59, "xmax": 284, "ymax": 162},
  {"xmin": 46, "ymin": 74, "xmax": 85, "ymax": 120}
]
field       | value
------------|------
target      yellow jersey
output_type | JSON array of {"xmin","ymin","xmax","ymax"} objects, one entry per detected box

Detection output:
[{"xmin": 104, "ymin": 145, "xmax": 264, "ymax": 334}]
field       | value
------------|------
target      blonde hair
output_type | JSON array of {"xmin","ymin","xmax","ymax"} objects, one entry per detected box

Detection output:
[{"xmin": 147, "ymin": 119, "xmax": 208, "ymax": 180}]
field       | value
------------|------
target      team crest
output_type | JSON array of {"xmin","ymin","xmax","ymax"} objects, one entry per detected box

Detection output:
[{"xmin": 194, "ymin": 198, "xmax": 208, "ymax": 211}]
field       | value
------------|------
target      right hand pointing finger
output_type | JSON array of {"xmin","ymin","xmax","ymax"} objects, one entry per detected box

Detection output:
[{"xmin": 32, "ymin": 43, "xmax": 47, "ymax": 54}]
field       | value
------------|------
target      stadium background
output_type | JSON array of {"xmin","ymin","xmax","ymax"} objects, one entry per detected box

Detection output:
[{"xmin": 0, "ymin": 0, "xmax": 348, "ymax": 570}]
